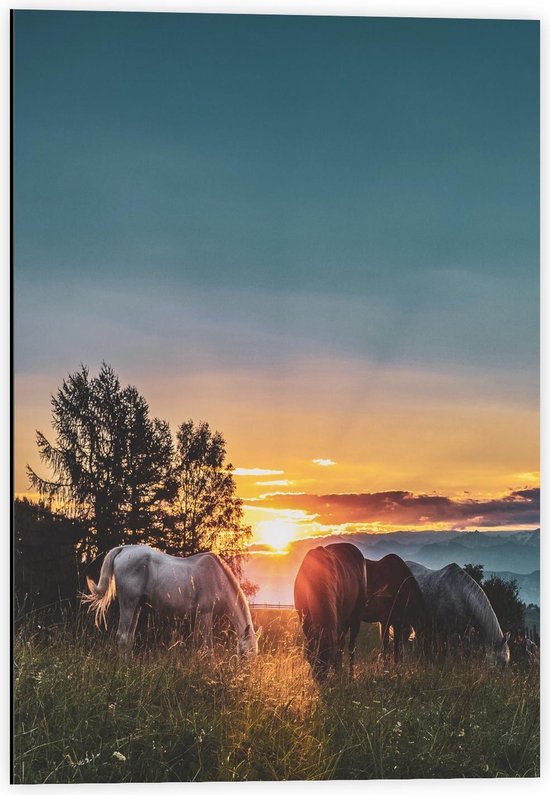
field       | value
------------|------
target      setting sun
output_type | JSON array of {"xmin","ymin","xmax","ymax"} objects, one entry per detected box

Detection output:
[{"xmin": 255, "ymin": 519, "xmax": 298, "ymax": 551}]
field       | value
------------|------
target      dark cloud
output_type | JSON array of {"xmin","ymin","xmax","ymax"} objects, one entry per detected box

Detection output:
[{"xmin": 250, "ymin": 488, "xmax": 539, "ymax": 529}]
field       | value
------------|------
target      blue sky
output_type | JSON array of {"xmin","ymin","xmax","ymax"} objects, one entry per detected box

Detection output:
[{"xmin": 14, "ymin": 12, "xmax": 539, "ymax": 536}]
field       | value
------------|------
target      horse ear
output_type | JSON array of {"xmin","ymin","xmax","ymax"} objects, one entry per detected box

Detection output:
[{"xmin": 244, "ymin": 624, "xmax": 250, "ymax": 638}]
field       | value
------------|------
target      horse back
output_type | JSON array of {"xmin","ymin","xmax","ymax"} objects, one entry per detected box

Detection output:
[
  {"xmin": 112, "ymin": 545, "xmax": 230, "ymax": 615},
  {"xmin": 406, "ymin": 561, "xmax": 477, "ymax": 632},
  {"xmin": 363, "ymin": 554, "xmax": 429, "ymax": 629}
]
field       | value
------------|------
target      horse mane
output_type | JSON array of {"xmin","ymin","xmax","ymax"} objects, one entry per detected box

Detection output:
[
  {"xmin": 325, "ymin": 542, "xmax": 367, "ymax": 595},
  {"xmin": 208, "ymin": 553, "xmax": 254, "ymax": 629},
  {"xmin": 441, "ymin": 563, "xmax": 504, "ymax": 646}
]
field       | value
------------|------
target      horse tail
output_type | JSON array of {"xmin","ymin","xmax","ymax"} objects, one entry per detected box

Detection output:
[{"xmin": 81, "ymin": 546, "xmax": 124, "ymax": 629}]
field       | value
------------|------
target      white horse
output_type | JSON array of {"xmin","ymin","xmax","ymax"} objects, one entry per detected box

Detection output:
[
  {"xmin": 82, "ymin": 545, "xmax": 259, "ymax": 658},
  {"xmin": 406, "ymin": 561, "xmax": 510, "ymax": 666}
]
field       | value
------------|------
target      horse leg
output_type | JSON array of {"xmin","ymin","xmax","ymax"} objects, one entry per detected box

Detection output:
[
  {"xmin": 116, "ymin": 598, "xmax": 140, "ymax": 655},
  {"xmin": 312, "ymin": 630, "xmax": 329, "ymax": 680},
  {"xmin": 335, "ymin": 628, "xmax": 345, "ymax": 674},
  {"xmin": 439, "ymin": 632, "xmax": 449, "ymax": 663},
  {"xmin": 129, "ymin": 604, "xmax": 142, "ymax": 644},
  {"xmin": 425, "ymin": 628, "xmax": 434, "ymax": 662},
  {"xmin": 394, "ymin": 623, "xmax": 402, "ymax": 664},
  {"xmin": 381, "ymin": 621, "xmax": 391, "ymax": 663},
  {"xmin": 195, "ymin": 610, "xmax": 214, "ymax": 652},
  {"xmin": 348, "ymin": 619, "xmax": 361, "ymax": 679}
]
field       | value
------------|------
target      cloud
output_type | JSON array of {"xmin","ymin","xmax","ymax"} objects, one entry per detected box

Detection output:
[
  {"xmin": 256, "ymin": 480, "xmax": 294, "ymax": 487},
  {"xmin": 234, "ymin": 467, "xmax": 284, "ymax": 477},
  {"xmin": 252, "ymin": 488, "xmax": 540, "ymax": 529},
  {"xmin": 247, "ymin": 492, "xmax": 308, "ymax": 501},
  {"xmin": 312, "ymin": 458, "xmax": 336, "ymax": 467},
  {"xmin": 515, "ymin": 471, "xmax": 540, "ymax": 483},
  {"xmin": 247, "ymin": 544, "xmax": 288, "ymax": 555}
]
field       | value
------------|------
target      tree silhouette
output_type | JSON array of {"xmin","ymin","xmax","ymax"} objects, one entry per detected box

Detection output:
[
  {"xmin": 463, "ymin": 563, "xmax": 484, "ymax": 585},
  {"xmin": 14, "ymin": 497, "xmax": 87, "ymax": 606},
  {"xmin": 167, "ymin": 420, "xmax": 252, "ymax": 574},
  {"xmin": 119, "ymin": 385, "xmax": 174, "ymax": 546},
  {"xmin": 27, "ymin": 363, "xmax": 173, "ymax": 555},
  {"xmin": 482, "ymin": 575, "xmax": 525, "ymax": 634}
]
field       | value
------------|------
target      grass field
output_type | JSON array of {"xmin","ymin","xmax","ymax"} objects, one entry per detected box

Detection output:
[{"xmin": 14, "ymin": 607, "xmax": 539, "ymax": 783}]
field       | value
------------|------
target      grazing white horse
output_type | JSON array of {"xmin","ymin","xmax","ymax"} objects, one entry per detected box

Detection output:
[
  {"xmin": 406, "ymin": 561, "xmax": 510, "ymax": 666},
  {"xmin": 82, "ymin": 545, "xmax": 259, "ymax": 658}
]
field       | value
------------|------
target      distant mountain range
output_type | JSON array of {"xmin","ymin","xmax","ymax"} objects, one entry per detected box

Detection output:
[{"xmin": 245, "ymin": 528, "xmax": 540, "ymax": 606}]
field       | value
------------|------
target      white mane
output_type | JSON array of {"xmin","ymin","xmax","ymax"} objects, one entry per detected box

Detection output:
[
  {"xmin": 441, "ymin": 563, "xmax": 503, "ymax": 647},
  {"xmin": 406, "ymin": 561, "xmax": 505, "ymax": 651},
  {"xmin": 207, "ymin": 553, "xmax": 254, "ymax": 630}
]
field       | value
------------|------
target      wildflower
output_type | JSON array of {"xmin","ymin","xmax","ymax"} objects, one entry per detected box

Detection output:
[
  {"xmin": 112, "ymin": 751, "xmax": 127, "ymax": 763},
  {"xmin": 66, "ymin": 753, "xmax": 99, "ymax": 767}
]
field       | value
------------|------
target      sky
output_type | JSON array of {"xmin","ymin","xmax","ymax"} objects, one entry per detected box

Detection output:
[{"xmin": 14, "ymin": 12, "xmax": 539, "ymax": 548}]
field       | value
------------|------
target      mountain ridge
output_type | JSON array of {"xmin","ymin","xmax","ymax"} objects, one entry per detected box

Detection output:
[{"xmin": 245, "ymin": 528, "xmax": 540, "ymax": 606}]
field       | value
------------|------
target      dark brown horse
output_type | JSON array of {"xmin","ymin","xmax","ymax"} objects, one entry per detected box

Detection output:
[
  {"xmin": 294, "ymin": 542, "xmax": 367, "ymax": 680},
  {"xmin": 362, "ymin": 554, "xmax": 431, "ymax": 663}
]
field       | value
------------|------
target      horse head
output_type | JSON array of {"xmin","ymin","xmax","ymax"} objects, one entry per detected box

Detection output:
[
  {"xmin": 487, "ymin": 632, "xmax": 511, "ymax": 668},
  {"xmin": 238, "ymin": 623, "xmax": 261, "ymax": 658},
  {"xmin": 304, "ymin": 637, "xmax": 334, "ymax": 682}
]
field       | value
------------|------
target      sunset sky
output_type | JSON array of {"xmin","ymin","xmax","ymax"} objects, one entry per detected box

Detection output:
[{"xmin": 14, "ymin": 12, "xmax": 539, "ymax": 548}]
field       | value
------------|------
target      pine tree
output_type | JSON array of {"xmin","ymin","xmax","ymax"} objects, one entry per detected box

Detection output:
[
  {"xmin": 27, "ymin": 363, "xmax": 173, "ymax": 555},
  {"xmin": 167, "ymin": 420, "xmax": 252, "ymax": 575}
]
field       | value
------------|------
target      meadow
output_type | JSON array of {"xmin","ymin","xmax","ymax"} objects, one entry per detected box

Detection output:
[{"xmin": 14, "ymin": 606, "xmax": 539, "ymax": 783}]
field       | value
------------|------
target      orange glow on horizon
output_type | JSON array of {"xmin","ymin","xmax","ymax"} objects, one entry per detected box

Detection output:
[{"xmin": 15, "ymin": 361, "xmax": 539, "ymax": 548}]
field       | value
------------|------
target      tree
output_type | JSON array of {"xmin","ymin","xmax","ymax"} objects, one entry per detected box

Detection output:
[
  {"xmin": 167, "ymin": 420, "xmax": 252, "ymax": 574},
  {"xmin": 463, "ymin": 563, "xmax": 484, "ymax": 585},
  {"xmin": 27, "ymin": 363, "xmax": 173, "ymax": 555},
  {"xmin": 482, "ymin": 575, "xmax": 525, "ymax": 634},
  {"xmin": 14, "ymin": 497, "xmax": 87, "ymax": 607},
  {"xmin": 464, "ymin": 563, "xmax": 525, "ymax": 634},
  {"xmin": 26, "ymin": 365, "xmax": 255, "ymax": 594},
  {"xmin": 118, "ymin": 386, "xmax": 175, "ymax": 546}
]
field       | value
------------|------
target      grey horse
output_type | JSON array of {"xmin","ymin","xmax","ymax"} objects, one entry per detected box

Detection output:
[{"xmin": 406, "ymin": 561, "xmax": 510, "ymax": 666}]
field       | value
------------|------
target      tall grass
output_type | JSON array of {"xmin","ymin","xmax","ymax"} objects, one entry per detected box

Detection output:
[{"xmin": 13, "ymin": 607, "xmax": 539, "ymax": 783}]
